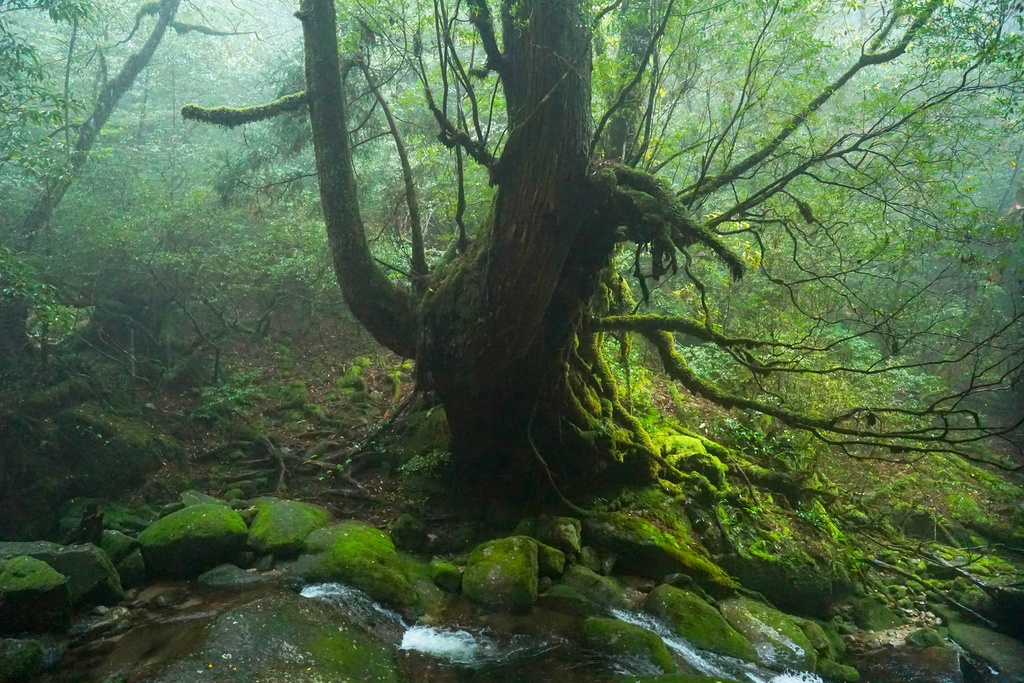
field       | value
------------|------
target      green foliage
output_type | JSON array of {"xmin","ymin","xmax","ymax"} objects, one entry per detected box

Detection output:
[{"xmin": 192, "ymin": 368, "xmax": 266, "ymax": 422}]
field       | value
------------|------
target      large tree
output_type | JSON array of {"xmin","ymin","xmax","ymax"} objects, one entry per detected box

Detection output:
[{"xmin": 188, "ymin": 0, "xmax": 1024, "ymax": 497}]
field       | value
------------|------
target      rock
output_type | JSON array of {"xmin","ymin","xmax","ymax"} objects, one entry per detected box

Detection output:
[
  {"xmin": 817, "ymin": 659, "xmax": 861, "ymax": 683},
  {"xmin": 429, "ymin": 558, "xmax": 462, "ymax": 593},
  {"xmin": 538, "ymin": 583, "xmax": 603, "ymax": 616},
  {"xmin": 388, "ymin": 513, "xmax": 428, "ymax": 553},
  {"xmin": 617, "ymin": 676, "xmax": 744, "ymax": 683},
  {"xmin": 644, "ymin": 585, "xmax": 758, "ymax": 662},
  {"xmin": 583, "ymin": 616, "xmax": 676, "ymax": 674},
  {"xmin": 560, "ymin": 565, "xmax": 627, "ymax": 609},
  {"xmin": 906, "ymin": 627, "xmax": 946, "ymax": 648},
  {"xmin": 197, "ymin": 563, "xmax": 273, "ymax": 590},
  {"xmin": 0, "ymin": 638, "xmax": 45, "ymax": 681},
  {"xmin": 223, "ymin": 488, "xmax": 245, "ymax": 502},
  {"xmin": 462, "ymin": 536, "xmax": 539, "ymax": 611},
  {"xmin": 0, "ymin": 541, "xmax": 122, "ymax": 607},
  {"xmin": 849, "ymin": 595, "xmax": 904, "ymax": 631},
  {"xmin": 247, "ymin": 497, "xmax": 332, "ymax": 558},
  {"xmin": 583, "ymin": 514, "xmax": 735, "ymax": 593},
  {"xmin": 536, "ymin": 542, "xmax": 566, "ymax": 578},
  {"xmin": 0, "ymin": 556, "xmax": 71, "ymax": 634},
  {"xmin": 851, "ymin": 645, "xmax": 961, "ymax": 683},
  {"xmin": 719, "ymin": 550, "xmax": 846, "ymax": 617},
  {"xmin": 115, "ymin": 549, "xmax": 145, "ymax": 589},
  {"xmin": 291, "ymin": 522, "xmax": 418, "ymax": 609},
  {"xmin": 517, "ymin": 516, "xmax": 583, "ymax": 557},
  {"xmin": 144, "ymin": 591, "xmax": 397, "ymax": 683},
  {"xmin": 948, "ymin": 621, "xmax": 1024, "ymax": 682},
  {"xmin": 99, "ymin": 530, "xmax": 137, "ymax": 563},
  {"xmin": 137, "ymin": 503, "xmax": 248, "ymax": 578},
  {"xmin": 719, "ymin": 597, "xmax": 817, "ymax": 671},
  {"xmin": 179, "ymin": 490, "xmax": 229, "ymax": 507}
]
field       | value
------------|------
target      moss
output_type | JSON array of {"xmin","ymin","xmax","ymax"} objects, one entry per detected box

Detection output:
[
  {"xmin": 247, "ymin": 497, "xmax": 332, "ymax": 557},
  {"xmin": 584, "ymin": 513, "xmax": 735, "ymax": 593},
  {"xmin": 719, "ymin": 597, "xmax": 817, "ymax": 671},
  {"xmin": 294, "ymin": 522, "xmax": 418, "ymax": 609},
  {"xmin": 583, "ymin": 617, "xmax": 676, "ymax": 674},
  {"xmin": 947, "ymin": 622, "xmax": 1024, "ymax": 679},
  {"xmin": 536, "ymin": 541, "xmax": 566, "ymax": 578},
  {"xmin": 137, "ymin": 503, "xmax": 248, "ymax": 578},
  {"xmin": 0, "ymin": 555, "xmax": 67, "ymax": 592},
  {"xmin": 429, "ymin": 558, "xmax": 462, "ymax": 593},
  {"xmin": 848, "ymin": 595, "xmax": 904, "ymax": 631},
  {"xmin": 388, "ymin": 513, "xmax": 428, "ymax": 553},
  {"xmin": 0, "ymin": 638, "xmax": 45, "ymax": 680},
  {"xmin": 645, "ymin": 585, "xmax": 758, "ymax": 662},
  {"xmin": 617, "ymin": 676, "xmax": 743, "ymax": 683},
  {"xmin": 462, "ymin": 536, "xmax": 539, "ymax": 611},
  {"xmin": 817, "ymin": 660, "xmax": 861, "ymax": 683},
  {"xmin": 337, "ymin": 356, "xmax": 372, "ymax": 393},
  {"xmin": 906, "ymin": 627, "xmax": 946, "ymax": 648},
  {"xmin": 561, "ymin": 564, "xmax": 627, "ymax": 608}
]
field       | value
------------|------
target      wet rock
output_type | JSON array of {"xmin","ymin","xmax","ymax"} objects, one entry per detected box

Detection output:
[
  {"xmin": 644, "ymin": 584, "xmax": 758, "ymax": 662},
  {"xmin": 719, "ymin": 597, "xmax": 817, "ymax": 671},
  {"xmin": 719, "ymin": 550, "xmax": 846, "ymax": 618},
  {"xmin": 583, "ymin": 616, "xmax": 676, "ymax": 674},
  {"xmin": 849, "ymin": 595, "xmax": 904, "ymax": 631},
  {"xmin": 196, "ymin": 564, "xmax": 273, "ymax": 590},
  {"xmin": 462, "ymin": 536, "xmax": 539, "ymax": 611},
  {"xmin": 851, "ymin": 645, "xmax": 962, "ymax": 683},
  {"xmin": 948, "ymin": 621, "xmax": 1024, "ymax": 682},
  {"xmin": 536, "ymin": 542, "xmax": 565, "ymax": 579},
  {"xmin": 144, "ymin": 590, "xmax": 397, "ymax": 683},
  {"xmin": 0, "ymin": 638, "xmax": 45, "ymax": 681},
  {"xmin": 137, "ymin": 503, "xmax": 248, "ymax": 579},
  {"xmin": 291, "ymin": 521, "xmax": 418, "ymax": 609},
  {"xmin": 0, "ymin": 557, "xmax": 71, "ymax": 634},
  {"xmin": 114, "ymin": 549, "xmax": 145, "ymax": 589},
  {"xmin": 0, "ymin": 541, "xmax": 122, "ymax": 607},
  {"xmin": 247, "ymin": 497, "xmax": 332, "ymax": 558}
]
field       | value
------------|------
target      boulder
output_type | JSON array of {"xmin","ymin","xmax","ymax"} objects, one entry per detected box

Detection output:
[
  {"xmin": 462, "ymin": 536, "xmax": 539, "ymax": 611},
  {"xmin": 560, "ymin": 564, "xmax": 627, "ymax": 609},
  {"xmin": 179, "ymin": 490, "xmax": 229, "ymax": 508},
  {"xmin": 719, "ymin": 550, "xmax": 847, "ymax": 617},
  {"xmin": 115, "ymin": 549, "xmax": 145, "ymax": 589},
  {"xmin": 197, "ymin": 564, "xmax": 273, "ymax": 590},
  {"xmin": 536, "ymin": 542, "xmax": 566, "ymax": 578},
  {"xmin": 849, "ymin": 595, "xmax": 903, "ymax": 631},
  {"xmin": 0, "ymin": 556, "xmax": 71, "ymax": 634},
  {"xmin": 583, "ymin": 514, "xmax": 734, "ymax": 593},
  {"xmin": 387, "ymin": 513, "xmax": 428, "ymax": 553},
  {"xmin": 137, "ymin": 504, "xmax": 248, "ymax": 578},
  {"xmin": 429, "ymin": 558, "xmax": 462, "ymax": 593},
  {"xmin": 0, "ymin": 638, "xmax": 45, "ymax": 681},
  {"xmin": 719, "ymin": 597, "xmax": 817, "ymax": 672},
  {"xmin": 644, "ymin": 585, "xmax": 757, "ymax": 662},
  {"xmin": 583, "ymin": 616, "xmax": 676, "ymax": 674},
  {"xmin": 291, "ymin": 522, "xmax": 417, "ymax": 609},
  {"xmin": 99, "ymin": 530, "xmax": 137, "ymax": 563},
  {"xmin": 247, "ymin": 497, "xmax": 332, "ymax": 557},
  {"xmin": 0, "ymin": 541, "xmax": 122, "ymax": 606},
  {"xmin": 948, "ymin": 621, "xmax": 1024, "ymax": 682}
]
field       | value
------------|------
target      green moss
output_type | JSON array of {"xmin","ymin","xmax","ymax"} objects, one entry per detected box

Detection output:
[
  {"xmin": 247, "ymin": 497, "xmax": 332, "ymax": 557},
  {"xmin": 137, "ymin": 503, "xmax": 248, "ymax": 578},
  {"xmin": 0, "ymin": 638, "xmax": 45, "ymax": 680},
  {"xmin": 719, "ymin": 597, "xmax": 817, "ymax": 671},
  {"xmin": 429, "ymin": 558, "xmax": 462, "ymax": 593},
  {"xmin": 583, "ymin": 617, "xmax": 676, "ymax": 674},
  {"xmin": 295, "ymin": 522, "xmax": 418, "ymax": 609},
  {"xmin": 462, "ymin": 536, "xmax": 539, "ymax": 610},
  {"xmin": 584, "ymin": 513, "xmax": 736, "ymax": 593},
  {"xmin": 0, "ymin": 555, "xmax": 67, "ymax": 592},
  {"xmin": 536, "ymin": 541, "xmax": 566, "ymax": 578},
  {"xmin": 848, "ymin": 595, "xmax": 903, "ymax": 631},
  {"xmin": 645, "ymin": 585, "xmax": 757, "ymax": 662},
  {"xmin": 817, "ymin": 660, "xmax": 861, "ymax": 683},
  {"xmin": 560, "ymin": 565, "xmax": 626, "ymax": 609}
]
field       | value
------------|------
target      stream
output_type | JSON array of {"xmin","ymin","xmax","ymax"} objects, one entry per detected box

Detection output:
[{"xmin": 39, "ymin": 579, "xmax": 829, "ymax": 683}]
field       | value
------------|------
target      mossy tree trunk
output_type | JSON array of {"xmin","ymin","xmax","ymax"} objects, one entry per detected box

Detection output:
[{"xmin": 298, "ymin": 0, "xmax": 667, "ymax": 497}]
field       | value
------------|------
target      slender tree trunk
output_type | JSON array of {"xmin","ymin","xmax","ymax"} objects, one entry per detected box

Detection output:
[{"xmin": 20, "ymin": 0, "xmax": 182, "ymax": 243}]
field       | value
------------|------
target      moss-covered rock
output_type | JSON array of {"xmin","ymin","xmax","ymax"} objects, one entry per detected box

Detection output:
[
  {"xmin": 719, "ymin": 597, "xmax": 817, "ymax": 671},
  {"xmin": 0, "ymin": 556, "xmax": 71, "ymax": 634},
  {"xmin": 429, "ymin": 558, "xmax": 462, "ymax": 593},
  {"xmin": 388, "ymin": 513, "xmax": 428, "ymax": 553},
  {"xmin": 906, "ymin": 627, "xmax": 946, "ymax": 649},
  {"xmin": 0, "ymin": 638, "xmax": 45, "ymax": 681},
  {"xmin": 115, "ymin": 548, "xmax": 145, "ymax": 589},
  {"xmin": 517, "ymin": 516, "xmax": 583, "ymax": 557},
  {"xmin": 144, "ymin": 591, "xmax": 397, "ymax": 683},
  {"xmin": 538, "ymin": 582, "xmax": 603, "ymax": 616},
  {"xmin": 292, "ymin": 522, "xmax": 418, "ymax": 609},
  {"xmin": 560, "ymin": 564, "xmax": 627, "ymax": 609},
  {"xmin": 617, "ymin": 676, "xmax": 743, "ymax": 683},
  {"xmin": 948, "ymin": 622, "xmax": 1024, "ymax": 682},
  {"xmin": 644, "ymin": 585, "xmax": 757, "ymax": 662},
  {"xmin": 138, "ymin": 504, "xmax": 248, "ymax": 578},
  {"xmin": 197, "ymin": 563, "xmax": 273, "ymax": 590},
  {"xmin": 247, "ymin": 497, "xmax": 332, "ymax": 558},
  {"xmin": 179, "ymin": 490, "xmax": 229, "ymax": 508},
  {"xmin": 537, "ymin": 542, "xmax": 566, "ymax": 578},
  {"xmin": 583, "ymin": 617, "xmax": 676, "ymax": 674},
  {"xmin": 583, "ymin": 514, "xmax": 735, "ymax": 593},
  {"xmin": 848, "ymin": 595, "xmax": 904, "ymax": 631},
  {"xmin": 99, "ymin": 530, "xmax": 137, "ymax": 563},
  {"xmin": 719, "ymin": 549, "xmax": 845, "ymax": 617},
  {"xmin": 817, "ymin": 659, "xmax": 861, "ymax": 683},
  {"xmin": 462, "ymin": 536, "xmax": 539, "ymax": 611},
  {"xmin": 0, "ymin": 541, "xmax": 122, "ymax": 606}
]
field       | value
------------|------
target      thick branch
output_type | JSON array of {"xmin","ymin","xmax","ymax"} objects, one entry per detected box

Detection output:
[
  {"xmin": 297, "ymin": 0, "xmax": 417, "ymax": 356},
  {"xmin": 181, "ymin": 91, "xmax": 307, "ymax": 128},
  {"xmin": 466, "ymin": 0, "xmax": 504, "ymax": 73},
  {"xmin": 681, "ymin": 0, "xmax": 941, "ymax": 203}
]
